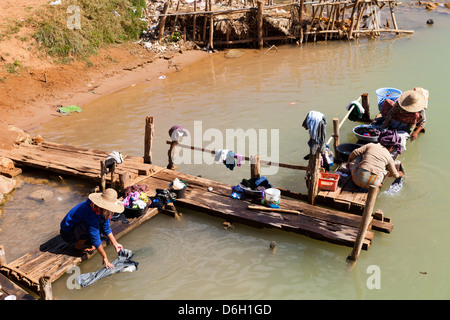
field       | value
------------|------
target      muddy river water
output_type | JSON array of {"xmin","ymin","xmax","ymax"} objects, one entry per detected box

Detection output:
[{"xmin": 1, "ymin": 5, "xmax": 450, "ymax": 299}]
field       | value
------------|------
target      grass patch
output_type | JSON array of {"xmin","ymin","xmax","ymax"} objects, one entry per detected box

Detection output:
[{"xmin": 32, "ymin": 0, "xmax": 147, "ymax": 61}]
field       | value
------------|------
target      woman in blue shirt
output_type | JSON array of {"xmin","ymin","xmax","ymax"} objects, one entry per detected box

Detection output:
[{"xmin": 60, "ymin": 188, "xmax": 124, "ymax": 269}]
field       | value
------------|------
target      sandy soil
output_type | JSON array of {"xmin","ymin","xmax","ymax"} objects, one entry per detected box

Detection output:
[{"xmin": 0, "ymin": 0, "xmax": 208, "ymax": 150}]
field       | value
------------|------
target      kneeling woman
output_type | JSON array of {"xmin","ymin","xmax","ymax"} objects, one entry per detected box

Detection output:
[{"xmin": 348, "ymin": 131, "xmax": 403, "ymax": 188}]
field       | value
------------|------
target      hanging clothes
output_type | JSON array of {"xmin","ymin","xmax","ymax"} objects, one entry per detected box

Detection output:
[
  {"xmin": 168, "ymin": 125, "xmax": 188, "ymax": 142},
  {"xmin": 302, "ymin": 111, "xmax": 327, "ymax": 154},
  {"xmin": 104, "ymin": 151, "xmax": 123, "ymax": 173},
  {"xmin": 346, "ymin": 100, "xmax": 365, "ymax": 121}
]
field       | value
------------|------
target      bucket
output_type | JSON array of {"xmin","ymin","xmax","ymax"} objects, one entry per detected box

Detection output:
[
  {"xmin": 336, "ymin": 143, "xmax": 360, "ymax": 162},
  {"xmin": 124, "ymin": 205, "xmax": 148, "ymax": 218},
  {"xmin": 376, "ymin": 88, "xmax": 402, "ymax": 110},
  {"xmin": 264, "ymin": 188, "xmax": 281, "ymax": 206},
  {"xmin": 169, "ymin": 180, "xmax": 187, "ymax": 199}
]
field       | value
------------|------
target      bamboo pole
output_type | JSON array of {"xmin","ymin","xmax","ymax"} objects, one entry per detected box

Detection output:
[
  {"xmin": 348, "ymin": 0, "xmax": 361, "ymax": 40},
  {"xmin": 257, "ymin": 1, "xmax": 264, "ymax": 49},
  {"xmin": 348, "ymin": 185, "xmax": 378, "ymax": 262},
  {"xmin": 144, "ymin": 116, "xmax": 154, "ymax": 164},
  {"xmin": 166, "ymin": 141, "xmax": 309, "ymax": 170},
  {"xmin": 389, "ymin": 1, "xmax": 399, "ymax": 35}
]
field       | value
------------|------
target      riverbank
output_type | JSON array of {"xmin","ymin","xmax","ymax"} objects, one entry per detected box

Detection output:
[{"xmin": 0, "ymin": 0, "xmax": 209, "ymax": 150}]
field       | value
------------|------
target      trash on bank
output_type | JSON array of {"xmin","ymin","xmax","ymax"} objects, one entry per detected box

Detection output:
[{"xmin": 57, "ymin": 105, "xmax": 82, "ymax": 115}]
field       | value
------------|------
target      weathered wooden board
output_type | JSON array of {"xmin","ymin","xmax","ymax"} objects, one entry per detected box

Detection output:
[{"xmin": 137, "ymin": 167, "xmax": 374, "ymax": 249}]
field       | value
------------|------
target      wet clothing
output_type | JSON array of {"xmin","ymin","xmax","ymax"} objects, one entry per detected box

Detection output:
[
  {"xmin": 60, "ymin": 199, "xmax": 112, "ymax": 249},
  {"xmin": 76, "ymin": 249, "xmax": 138, "ymax": 288},
  {"xmin": 302, "ymin": 111, "xmax": 327, "ymax": 154},
  {"xmin": 350, "ymin": 143, "xmax": 399, "ymax": 188}
]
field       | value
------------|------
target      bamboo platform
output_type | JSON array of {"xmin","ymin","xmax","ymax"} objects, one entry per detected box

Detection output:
[{"xmin": 146, "ymin": 0, "xmax": 413, "ymax": 50}]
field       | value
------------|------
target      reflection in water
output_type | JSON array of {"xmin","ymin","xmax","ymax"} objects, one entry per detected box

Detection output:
[{"xmin": 2, "ymin": 7, "xmax": 449, "ymax": 299}]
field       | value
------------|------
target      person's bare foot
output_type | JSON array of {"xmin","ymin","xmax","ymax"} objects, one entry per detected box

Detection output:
[{"xmin": 75, "ymin": 240, "xmax": 96, "ymax": 253}]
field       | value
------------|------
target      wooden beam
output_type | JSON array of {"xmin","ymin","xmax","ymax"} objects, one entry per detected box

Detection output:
[{"xmin": 348, "ymin": 185, "xmax": 378, "ymax": 262}]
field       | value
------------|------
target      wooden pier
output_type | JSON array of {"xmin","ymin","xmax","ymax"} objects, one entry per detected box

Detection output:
[{"xmin": 0, "ymin": 103, "xmax": 393, "ymax": 299}]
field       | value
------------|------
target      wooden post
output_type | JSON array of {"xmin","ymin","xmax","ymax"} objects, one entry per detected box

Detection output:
[
  {"xmin": 256, "ymin": 1, "xmax": 263, "ymax": 49},
  {"xmin": 110, "ymin": 161, "xmax": 116, "ymax": 190},
  {"xmin": 348, "ymin": 0, "xmax": 360, "ymax": 40},
  {"xmin": 38, "ymin": 276, "xmax": 53, "ymax": 300},
  {"xmin": 144, "ymin": 116, "xmax": 154, "ymax": 164},
  {"xmin": 361, "ymin": 93, "xmax": 371, "ymax": 122},
  {"xmin": 0, "ymin": 245, "xmax": 6, "ymax": 267},
  {"xmin": 250, "ymin": 155, "xmax": 261, "ymax": 180},
  {"xmin": 348, "ymin": 185, "xmax": 378, "ymax": 262},
  {"xmin": 307, "ymin": 149, "xmax": 321, "ymax": 205},
  {"xmin": 167, "ymin": 141, "xmax": 178, "ymax": 169},
  {"xmin": 100, "ymin": 160, "xmax": 106, "ymax": 192},
  {"xmin": 389, "ymin": 2, "xmax": 399, "ymax": 35},
  {"xmin": 193, "ymin": 0, "xmax": 197, "ymax": 40},
  {"xmin": 119, "ymin": 172, "xmax": 130, "ymax": 195},
  {"xmin": 158, "ymin": 2, "xmax": 170, "ymax": 41},
  {"xmin": 208, "ymin": 13, "xmax": 214, "ymax": 49},
  {"xmin": 332, "ymin": 118, "xmax": 340, "ymax": 159},
  {"xmin": 298, "ymin": 0, "xmax": 305, "ymax": 44}
]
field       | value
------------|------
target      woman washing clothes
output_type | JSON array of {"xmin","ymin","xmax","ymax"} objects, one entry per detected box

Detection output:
[
  {"xmin": 379, "ymin": 88, "xmax": 428, "ymax": 141},
  {"xmin": 347, "ymin": 131, "xmax": 404, "ymax": 188}
]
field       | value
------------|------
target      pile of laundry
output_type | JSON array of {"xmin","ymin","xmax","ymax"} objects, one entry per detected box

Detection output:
[
  {"xmin": 231, "ymin": 176, "xmax": 272, "ymax": 200},
  {"xmin": 214, "ymin": 149, "xmax": 244, "ymax": 171}
]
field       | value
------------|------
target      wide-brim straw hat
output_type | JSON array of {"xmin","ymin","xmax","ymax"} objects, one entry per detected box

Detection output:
[
  {"xmin": 89, "ymin": 188, "xmax": 124, "ymax": 213},
  {"xmin": 397, "ymin": 90, "xmax": 426, "ymax": 113}
]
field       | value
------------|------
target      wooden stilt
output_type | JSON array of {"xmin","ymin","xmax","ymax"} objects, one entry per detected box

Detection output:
[
  {"xmin": 332, "ymin": 118, "xmax": 340, "ymax": 160},
  {"xmin": 348, "ymin": 185, "xmax": 378, "ymax": 262},
  {"xmin": 298, "ymin": 0, "xmax": 305, "ymax": 44},
  {"xmin": 257, "ymin": 1, "xmax": 264, "ymax": 49},
  {"xmin": 348, "ymin": 0, "xmax": 361, "ymax": 40},
  {"xmin": 208, "ymin": 13, "xmax": 214, "ymax": 48},
  {"xmin": 100, "ymin": 160, "xmax": 106, "ymax": 192},
  {"xmin": 158, "ymin": 2, "xmax": 170, "ymax": 41},
  {"xmin": 38, "ymin": 276, "xmax": 52, "ymax": 300},
  {"xmin": 250, "ymin": 155, "xmax": 261, "ymax": 179},
  {"xmin": 307, "ymin": 149, "xmax": 321, "ymax": 205},
  {"xmin": 361, "ymin": 93, "xmax": 371, "ymax": 122},
  {"xmin": 144, "ymin": 116, "xmax": 154, "ymax": 164},
  {"xmin": 168, "ymin": 141, "xmax": 179, "ymax": 170}
]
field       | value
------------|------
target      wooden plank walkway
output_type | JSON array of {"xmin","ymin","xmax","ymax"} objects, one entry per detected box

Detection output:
[{"xmin": 0, "ymin": 140, "xmax": 393, "ymax": 298}]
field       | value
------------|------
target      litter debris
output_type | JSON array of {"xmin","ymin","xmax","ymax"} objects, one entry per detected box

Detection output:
[
  {"xmin": 158, "ymin": 75, "xmax": 166, "ymax": 80},
  {"xmin": 57, "ymin": 105, "xmax": 82, "ymax": 115}
]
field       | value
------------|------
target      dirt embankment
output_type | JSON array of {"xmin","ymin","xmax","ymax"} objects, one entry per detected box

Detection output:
[{"xmin": 0, "ymin": 0, "xmax": 208, "ymax": 150}]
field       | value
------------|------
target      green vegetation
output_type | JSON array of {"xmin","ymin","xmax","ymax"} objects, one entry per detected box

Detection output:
[
  {"xmin": 32, "ymin": 0, "xmax": 147, "ymax": 62},
  {"xmin": 5, "ymin": 60, "xmax": 22, "ymax": 74}
]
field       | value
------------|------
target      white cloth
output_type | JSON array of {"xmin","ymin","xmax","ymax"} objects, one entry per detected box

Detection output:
[
  {"xmin": 346, "ymin": 100, "xmax": 365, "ymax": 114},
  {"xmin": 214, "ymin": 149, "xmax": 229, "ymax": 162}
]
